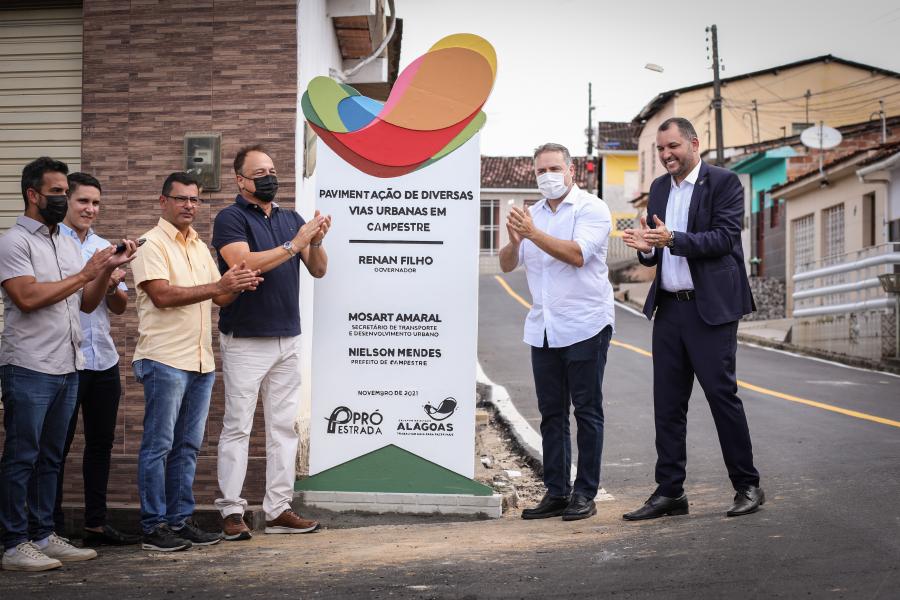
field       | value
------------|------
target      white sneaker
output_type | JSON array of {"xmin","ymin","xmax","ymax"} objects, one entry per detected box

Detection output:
[
  {"xmin": 39, "ymin": 534, "xmax": 98, "ymax": 562},
  {"xmin": 1, "ymin": 542, "xmax": 62, "ymax": 571}
]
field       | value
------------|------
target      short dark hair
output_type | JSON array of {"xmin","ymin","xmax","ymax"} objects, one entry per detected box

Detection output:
[
  {"xmin": 21, "ymin": 156, "xmax": 68, "ymax": 207},
  {"xmin": 533, "ymin": 142, "xmax": 572, "ymax": 166},
  {"xmin": 67, "ymin": 172, "xmax": 102, "ymax": 196},
  {"xmin": 233, "ymin": 144, "xmax": 269, "ymax": 175},
  {"xmin": 658, "ymin": 117, "xmax": 698, "ymax": 141},
  {"xmin": 161, "ymin": 171, "xmax": 201, "ymax": 197}
]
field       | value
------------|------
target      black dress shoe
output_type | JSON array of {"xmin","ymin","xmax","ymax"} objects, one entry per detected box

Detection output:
[
  {"xmin": 83, "ymin": 524, "xmax": 142, "ymax": 546},
  {"xmin": 521, "ymin": 492, "xmax": 571, "ymax": 520},
  {"xmin": 726, "ymin": 486, "xmax": 765, "ymax": 517},
  {"xmin": 561, "ymin": 493, "xmax": 596, "ymax": 521},
  {"xmin": 622, "ymin": 493, "xmax": 689, "ymax": 521}
]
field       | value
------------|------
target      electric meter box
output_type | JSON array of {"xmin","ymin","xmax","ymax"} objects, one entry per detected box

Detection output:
[{"xmin": 183, "ymin": 133, "xmax": 221, "ymax": 191}]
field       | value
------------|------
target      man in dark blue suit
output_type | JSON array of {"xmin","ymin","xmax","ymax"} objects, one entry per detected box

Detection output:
[{"xmin": 622, "ymin": 117, "xmax": 764, "ymax": 520}]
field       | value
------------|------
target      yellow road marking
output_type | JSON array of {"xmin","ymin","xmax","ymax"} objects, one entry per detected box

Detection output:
[
  {"xmin": 493, "ymin": 275, "xmax": 531, "ymax": 310},
  {"xmin": 493, "ymin": 274, "xmax": 900, "ymax": 430},
  {"xmin": 735, "ymin": 380, "xmax": 900, "ymax": 429},
  {"xmin": 610, "ymin": 340, "xmax": 653, "ymax": 357}
]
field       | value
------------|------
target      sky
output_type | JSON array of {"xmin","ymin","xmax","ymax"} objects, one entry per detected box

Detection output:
[{"xmin": 397, "ymin": 0, "xmax": 900, "ymax": 156}]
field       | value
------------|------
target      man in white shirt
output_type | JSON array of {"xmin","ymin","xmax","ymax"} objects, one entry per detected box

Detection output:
[
  {"xmin": 499, "ymin": 143, "xmax": 614, "ymax": 521},
  {"xmin": 52, "ymin": 172, "xmax": 140, "ymax": 546}
]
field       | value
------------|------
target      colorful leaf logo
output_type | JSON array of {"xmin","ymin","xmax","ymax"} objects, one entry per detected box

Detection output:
[{"xmin": 303, "ymin": 34, "xmax": 497, "ymax": 178}]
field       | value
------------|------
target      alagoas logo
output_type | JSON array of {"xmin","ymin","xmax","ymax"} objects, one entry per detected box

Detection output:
[
  {"xmin": 396, "ymin": 397, "xmax": 457, "ymax": 437},
  {"xmin": 325, "ymin": 406, "xmax": 383, "ymax": 435},
  {"xmin": 423, "ymin": 397, "xmax": 457, "ymax": 421}
]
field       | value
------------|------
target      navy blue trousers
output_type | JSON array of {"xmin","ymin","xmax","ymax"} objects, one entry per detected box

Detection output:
[
  {"xmin": 531, "ymin": 326, "xmax": 611, "ymax": 499},
  {"xmin": 652, "ymin": 295, "xmax": 759, "ymax": 497}
]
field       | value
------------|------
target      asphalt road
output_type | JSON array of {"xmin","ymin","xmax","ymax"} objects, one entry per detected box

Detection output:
[
  {"xmin": 476, "ymin": 269, "xmax": 900, "ymax": 598},
  {"xmin": 3, "ymin": 271, "xmax": 897, "ymax": 599}
]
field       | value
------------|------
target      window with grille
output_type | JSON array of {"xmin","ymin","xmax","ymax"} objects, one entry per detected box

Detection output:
[
  {"xmin": 792, "ymin": 214, "xmax": 815, "ymax": 273},
  {"xmin": 822, "ymin": 203, "xmax": 845, "ymax": 262},
  {"xmin": 480, "ymin": 199, "xmax": 500, "ymax": 254}
]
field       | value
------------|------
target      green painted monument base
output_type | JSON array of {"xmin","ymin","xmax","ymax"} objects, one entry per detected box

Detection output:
[{"xmin": 295, "ymin": 445, "xmax": 501, "ymax": 517}]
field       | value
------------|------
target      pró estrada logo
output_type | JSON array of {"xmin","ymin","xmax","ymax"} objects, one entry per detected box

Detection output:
[
  {"xmin": 397, "ymin": 396, "xmax": 457, "ymax": 437},
  {"xmin": 325, "ymin": 406, "xmax": 383, "ymax": 435}
]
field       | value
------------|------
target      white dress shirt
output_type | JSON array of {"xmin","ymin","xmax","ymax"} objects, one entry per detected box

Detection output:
[
  {"xmin": 645, "ymin": 160, "xmax": 701, "ymax": 292},
  {"xmin": 517, "ymin": 185, "xmax": 615, "ymax": 348},
  {"xmin": 59, "ymin": 223, "xmax": 127, "ymax": 372}
]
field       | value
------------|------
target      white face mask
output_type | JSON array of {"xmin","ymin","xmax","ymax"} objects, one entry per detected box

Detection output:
[{"xmin": 536, "ymin": 172, "xmax": 569, "ymax": 199}]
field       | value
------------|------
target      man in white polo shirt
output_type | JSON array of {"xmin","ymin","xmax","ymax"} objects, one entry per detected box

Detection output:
[{"xmin": 499, "ymin": 142, "xmax": 614, "ymax": 522}]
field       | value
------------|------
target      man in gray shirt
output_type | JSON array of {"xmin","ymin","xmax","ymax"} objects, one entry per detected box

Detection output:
[{"xmin": 0, "ymin": 157, "xmax": 136, "ymax": 572}]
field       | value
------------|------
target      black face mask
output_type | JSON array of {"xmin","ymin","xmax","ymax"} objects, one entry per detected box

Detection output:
[
  {"xmin": 249, "ymin": 175, "xmax": 278, "ymax": 203},
  {"xmin": 36, "ymin": 192, "xmax": 69, "ymax": 226}
]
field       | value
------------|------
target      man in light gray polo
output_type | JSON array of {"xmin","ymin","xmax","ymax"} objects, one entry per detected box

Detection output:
[{"xmin": 0, "ymin": 157, "xmax": 136, "ymax": 572}]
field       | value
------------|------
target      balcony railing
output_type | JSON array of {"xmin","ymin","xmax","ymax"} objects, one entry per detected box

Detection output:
[{"xmin": 791, "ymin": 243, "xmax": 900, "ymax": 317}]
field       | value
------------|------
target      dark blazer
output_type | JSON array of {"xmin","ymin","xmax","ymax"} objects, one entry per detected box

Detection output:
[{"xmin": 638, "ymin": 161, "xmax": 755, "ymax": 326}]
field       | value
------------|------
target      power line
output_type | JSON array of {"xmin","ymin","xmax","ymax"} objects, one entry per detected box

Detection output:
[
  {"xmin": 728, "ymin": 74, "xmax": 900, "ymax": 109},
  {"xmin": 728, "ymin": 80, "xmax": 900, "ymax": 111},
  {"xmin": 744, "ymin": 89, "xmax": 900, "ymax": 115}
]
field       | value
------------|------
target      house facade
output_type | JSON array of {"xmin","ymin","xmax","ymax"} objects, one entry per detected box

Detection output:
[
  {"xmin": 0, "ymin": 0, "xmax": 402, "ymax": 506},
  {"xmin": 632, "ymin": 56, "xmax": 900, "ymax": 197},
  {"xmin": 772, "ymin": 142, "xmax": 899, "ymax": 362}
]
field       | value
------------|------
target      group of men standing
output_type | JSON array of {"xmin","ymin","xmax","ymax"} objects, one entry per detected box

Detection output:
[
  {"xmin": 502, "ymin": 118, "xmax": 764, "ymax": 525},
  {"xmin": 1, "ymin": 115, "xmax": 765, "ymax": 573},
  {"xmin": 0, "ymin": 146, "xmax": 329, "ymax": 571}
]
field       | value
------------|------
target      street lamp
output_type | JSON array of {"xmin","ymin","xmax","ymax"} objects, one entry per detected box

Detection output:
[{"xmin": 644, "ymin": 63, "xmax": 664, "ymax": 73}]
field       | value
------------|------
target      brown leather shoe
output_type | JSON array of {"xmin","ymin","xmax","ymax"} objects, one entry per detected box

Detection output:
[
  {"xmin": 222, "ymin": 513, "xmax": 252, "ymax": 541},
  {"xmin": 265, "ymin": 509, "xmax": 319, "ymax": 534}
]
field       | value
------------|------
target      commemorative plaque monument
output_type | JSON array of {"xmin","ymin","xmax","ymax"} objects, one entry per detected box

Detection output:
[{"xmin": 296, "ymin": 34, "xmax": 501, "ymax": 516}]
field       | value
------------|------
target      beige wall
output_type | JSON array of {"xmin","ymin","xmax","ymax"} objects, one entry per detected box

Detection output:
[
  {"xmin": 637, "ymin": 102, "xmax": 676, "ymax": 192},
  {"xmin": 638, "ymin": 61, "xmax": 900, "ymax": 194},
  {"xmin": 782, "ymin": 170, "xmax": 886, "ymax": 314}
]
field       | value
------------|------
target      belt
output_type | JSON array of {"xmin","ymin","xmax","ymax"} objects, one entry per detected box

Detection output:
[{"xmin": 660, "ymin": 289, "xmax": 695, "ymax": 301}]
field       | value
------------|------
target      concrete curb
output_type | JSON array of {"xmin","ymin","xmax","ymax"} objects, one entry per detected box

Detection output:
[
  {"xmin": 476, "ymin": 362, "xmax": 615, "ymax": 502},
  {"xmin": 476, "ymin": 362, "xmax": 543, "ymax": 466},
  {"xmin": 298, "ymin": 490, "xmax": 502, "ymax": 519}
]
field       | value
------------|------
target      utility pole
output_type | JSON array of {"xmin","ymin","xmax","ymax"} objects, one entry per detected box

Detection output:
[
  {"xmin": 752, "ymin": 99, "xmax": 760, "ymax": 145},
  {"xmin": 587, "ymin": 82, "xmax": 599, "ymax": 195},
  {"xmin": 804, "ymin": 89, "xmax": 812, "ymax": 125},
  {"xmin": 587, "ymin": 82, "xmax": 594, "ymax": 155},
  {"xmin": 872, "ymin": 99, "xmax": 887, "ymax": 143},
  {"xmin": 708, "ymin": 25, "xmax": 725, "ymax": 166}
]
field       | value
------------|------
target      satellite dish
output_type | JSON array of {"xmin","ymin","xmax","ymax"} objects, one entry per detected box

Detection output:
[{"xmin": 801, "ymin": 125, "xmax": 842, "ymax": 150}]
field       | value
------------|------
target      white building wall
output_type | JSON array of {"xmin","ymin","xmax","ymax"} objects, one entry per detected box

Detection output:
[{"xmin": 295, "ymin": 0, "xmax": 345, "ymax": 470}]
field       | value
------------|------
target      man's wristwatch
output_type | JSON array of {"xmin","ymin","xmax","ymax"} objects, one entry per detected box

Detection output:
[
  {"xmin": 666, "ymin": 231, "xmax": 676, "ymax": 249},
  {"xmin": 282, "ymin": 241, "xmax": 297, "ymax": 257}
]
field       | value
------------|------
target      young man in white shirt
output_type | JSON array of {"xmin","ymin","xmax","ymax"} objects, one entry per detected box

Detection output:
[{"xmin": 53, "ymin": 172, "xmax": 141, "ymax": 546}]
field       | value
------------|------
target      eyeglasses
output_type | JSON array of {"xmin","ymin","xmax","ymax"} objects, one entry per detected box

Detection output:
[
  {"xmin": 165, "ymin": 195, "xmax": 203, "ymax": 205},
  {"xmin": 239, "ymin": 170, "xmax": 277, "ymax": 179}
]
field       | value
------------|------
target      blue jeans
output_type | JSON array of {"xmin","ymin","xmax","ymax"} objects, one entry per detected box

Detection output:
[
  {"xmin": 531, "ymin": 326, "xmax": 612, "ymax": 500},
  {"xmin": 134, "ymin": 359, "xmax": 214, "ymax": 534},
  {"xmin": 0, "ymin": 365, "xmax": 77, "ymax": 550}
]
